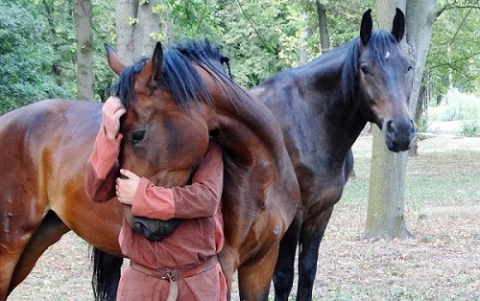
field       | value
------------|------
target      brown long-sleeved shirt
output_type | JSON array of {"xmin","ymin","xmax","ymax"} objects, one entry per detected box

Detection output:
[{"xmin": 85, "ymin": 126, "xmax": 226, "ymax": 301}]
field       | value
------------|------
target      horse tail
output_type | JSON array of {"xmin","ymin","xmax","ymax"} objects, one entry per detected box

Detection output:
[{"xmin": 91, "ymin": 247, "xmax": 123, "ymax": 301}]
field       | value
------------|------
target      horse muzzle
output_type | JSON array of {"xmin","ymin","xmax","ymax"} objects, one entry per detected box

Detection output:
[
  {"xmin": 382, "ymin": 118, "xmax": 416, "ymax": 152},
  {"xmin": 123, "ymin": 205, "xmax": 180, "ymax": 241},
  {"xmin": 131, "ymin": 216, "xmax": 181, "ymax": 241}
]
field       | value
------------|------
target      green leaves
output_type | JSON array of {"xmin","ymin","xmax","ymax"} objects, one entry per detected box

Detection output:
[{"xmin": 0, "ymin": 2, "xmax": 74, "ymax": 113}]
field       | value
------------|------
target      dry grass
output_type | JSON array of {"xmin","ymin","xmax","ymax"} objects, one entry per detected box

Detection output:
[{"xmin": 8, "ymin": 135, "xmax": 480, "ymax": 301}]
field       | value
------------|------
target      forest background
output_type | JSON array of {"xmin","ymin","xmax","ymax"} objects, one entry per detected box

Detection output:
[
  {"xmin": 1, "ymin": 0, "xmax": 479, "ymax": 237},
  {"xmin": 1, "ymin": 0, "xmax": 479, "ymax": 122}
]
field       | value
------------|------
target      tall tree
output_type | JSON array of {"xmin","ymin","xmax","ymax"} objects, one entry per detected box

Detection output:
[
  {"xmin": 406, "ymin": 0, "xmax": 436, "ymax": 155},
  {"xmin": 74, "ymin": 0, "xmax": 94, "ymax": 100},
  {"xmin": 116, "ymin": 0, "xmax": 163, "ymax": 64},
  {"xmin": 315, "ymin": 0, "xmax": 329, "ymax": 53},
  {"xmin": 365, "ymin": 0, "xmax": 436, "ymax": 239}
]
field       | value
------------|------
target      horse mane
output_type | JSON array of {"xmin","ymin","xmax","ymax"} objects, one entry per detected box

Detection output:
[
  {"xmin": 341, "ymin": 30, "xmax": 400, "ymax": 102},
  {"xmin": 111, "ymin": 39, "xmax": 235, "ymax": 109}
]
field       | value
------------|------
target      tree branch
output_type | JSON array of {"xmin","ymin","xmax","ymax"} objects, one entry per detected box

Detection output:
[{"xmin": 429, "ymin": 50, "xmax": 480, "ymax": 69}]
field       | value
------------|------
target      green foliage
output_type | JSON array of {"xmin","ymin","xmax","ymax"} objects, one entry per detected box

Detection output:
[
  {"xmin": 154, "ymin": 0, "xmax": 372, "ymax": 88},
  {"xmin": 459, "ymin": 121, "xmax": 480, "ymax": 137},
  {"xmin": 0, "ymin": 2, "xmax": 74, "ymax": 114},
  {"xmin": 4, "ymin": 0, "xmax": 479, "ymax": 113},
  {"xmin": 91, "ymin": 0, "xmax": 116, "ymax": 100},
  {"xmin": 427, "ymin": 0, "xmax": 480, "ymax": 98},
  {"xmin": 430, "ymin": 90, "xmax": 480, "ymax": 122}
]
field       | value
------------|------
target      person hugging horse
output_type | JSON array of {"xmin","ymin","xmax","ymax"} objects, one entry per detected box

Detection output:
[{"xmin": 85, "ymin": 94, "xmax": 227, "ymax": 301}]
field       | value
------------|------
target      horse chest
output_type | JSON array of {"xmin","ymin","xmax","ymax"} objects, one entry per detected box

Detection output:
[{"xmin": 296, "ymin": 161, "xmax": 347, "ymax": 216}]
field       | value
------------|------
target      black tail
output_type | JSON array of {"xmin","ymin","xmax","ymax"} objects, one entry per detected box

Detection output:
[{"xmin": 91, "ymin": 247, "xmax": 123, "ymax": 301}]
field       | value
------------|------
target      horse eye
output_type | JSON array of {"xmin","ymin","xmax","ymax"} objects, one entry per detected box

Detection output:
[
  {"xmin": 361, "ymin": 66, "xmax": 370, "ymax": 75},
  {"xmin": 130, "ymin": 130, "xmax": 146, "ymax": 144},
  {"xmin": 407, "ymin": 65, "xmax": 413, "ymax": 72}
]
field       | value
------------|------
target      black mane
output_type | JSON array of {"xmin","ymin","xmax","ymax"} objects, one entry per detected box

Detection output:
[
  {"xmin": 111, "ymin": 39, "xmax": 233, "ymax": 109},
  {"xmin": 341, "ymin": 30, "xmax": 400, "ymax": 102}
]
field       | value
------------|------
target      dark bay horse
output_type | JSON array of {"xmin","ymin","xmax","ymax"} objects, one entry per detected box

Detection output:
[
  {"xmin": 0, "ymin": 40, "xmax": 300, "ymax": 301},
  {"xmin": 249, "ymin": 9, "xmax": 415, "ymax": 301}
]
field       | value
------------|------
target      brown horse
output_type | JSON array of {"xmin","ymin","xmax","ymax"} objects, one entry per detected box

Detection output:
[
  {"xmin": 249, "ymin": 9, "xmax": 415, "ymax": 301},
  {"xmin": 0, "ymin": 40, "xmax": 300, "ymax": 301}
]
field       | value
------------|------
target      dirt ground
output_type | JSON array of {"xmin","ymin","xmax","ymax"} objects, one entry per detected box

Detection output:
[{"xmin": 7, "ymin": 135, "xmax": 480, "ymax": 301}]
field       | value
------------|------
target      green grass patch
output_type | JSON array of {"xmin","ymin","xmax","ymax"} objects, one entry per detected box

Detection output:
[{"xmin": 342, "ymin": 137, "xmax": 480, "ymax": 208}]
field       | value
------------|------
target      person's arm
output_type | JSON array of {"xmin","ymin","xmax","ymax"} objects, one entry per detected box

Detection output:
[
  {"xmin": 85, "ymin": 96, "xmax": 126, "ymax": 202},
  {"xmin": 130, "ymin": 142, "xmax": 224, "ymax": 220},
  {"xmin": 85, "ymin": 128, "xmax": 122, "ymax": 202}
]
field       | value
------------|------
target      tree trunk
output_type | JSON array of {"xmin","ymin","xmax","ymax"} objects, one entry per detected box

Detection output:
[
  {"xmin": 365, "ymin": 0, "xmax": 411, "ymax": 240},
  {"xmin": 366, "ymin": 126, "xmax": 411, "ymax": 239},
  {"xmin": 74, "ymin": 0, "xmax": 94, "ymax": 100},
  {"xmin": 406, "ymin": 0, "xmax": 436, "ymax": 155},
  {"xmin": 316, "ymin": 0, "xmax": 329, "ymax": 54},
  {"xmin": 300, "ymin": 14, "xmax": 310, "ymax": 65},
  {"xmin": 115, "ymin": 0, "xmax": 162, "ymax": 64},
  {"xmin": 365, "ymin": 0, "xmax": 436, "ymax": 239}
]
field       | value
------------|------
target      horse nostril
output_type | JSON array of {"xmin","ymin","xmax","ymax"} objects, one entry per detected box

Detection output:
[{"xmin": 386, "ymin": 120, "xmax": 396, "ymax": 134}]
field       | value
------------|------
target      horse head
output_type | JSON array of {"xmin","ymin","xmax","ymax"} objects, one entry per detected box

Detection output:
[
  {"xmin": 105, "ymin": 41, "xmax": 223, "ymax": 239},
  {"xmin": 355, "ymin": 8, "xmax": 415, "ymax": 152}
]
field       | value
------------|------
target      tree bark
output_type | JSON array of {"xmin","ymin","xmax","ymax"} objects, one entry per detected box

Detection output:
[
  {"xmin": 115, "ymin": 0, "xmax": 162, "ymax": 64},
  {"xmin": 74, "ymin": 0, "xmax": 94, "ymax": 100},
  {"xmin": 406, "ymin": 0, "xmax": 436, "ymax": 155},
  {"xmin": 365, "ymin": 0, "xmax": 436, "ymax": 239},
  {"xmin": 365, "ymin": 0, "xmax": 411, "ymax": 240},
  {"xmin": 316, "ymin": 0, "xmax": 329, "ymax": 54},
  {"xmin": 300, "ymin": 14, "xmax": 310, "ymax": 65}
]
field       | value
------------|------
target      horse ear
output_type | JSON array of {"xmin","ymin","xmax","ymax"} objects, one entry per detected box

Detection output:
[
  {"xmin": 138, "ymin": 42, "xmax": 164, "ymax": 87},
  {"xmin": 149, "ymin": 42, "xmax": 164, "ymax": 83},
  {"xmin": 391, "ymin": 8, "xmax": 405, "ymax": 42},
  {"xmin": 104, "ymin": 44, "xmax": 125, "ymax": 75},
  {"xmin": 360, "ymin": 9, "xmax": 373, "ymax": 45}
]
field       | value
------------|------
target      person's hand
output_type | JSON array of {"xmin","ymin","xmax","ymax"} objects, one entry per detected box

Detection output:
[
  {"xmin": 102, "ymin": 96, "xmax": 126, "ymax": 140},
  {"xmin": 116, "ymin": 169, "xmax": 141, "ymax": 206}
]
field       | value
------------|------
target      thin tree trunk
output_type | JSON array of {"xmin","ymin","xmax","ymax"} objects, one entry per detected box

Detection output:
[
  {"xmin": 406, "ymin": 0, "xmax": 436, "ymax": 155},
  {"xmin": 316, "ymin": 0, "xmax": 329, "ymax": 54},
  {"xmin": 74, "ymin": 0, "xmax": 94, "ymax": 100},
  {"xmin": 300, "ymin": 14, "xmax": 310, "ymax": 64}
]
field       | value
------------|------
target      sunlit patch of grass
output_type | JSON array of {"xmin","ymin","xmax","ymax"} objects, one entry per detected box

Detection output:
[{"xmin": 342, "ymin": 137, "xmax": 480, "ymax": 209}]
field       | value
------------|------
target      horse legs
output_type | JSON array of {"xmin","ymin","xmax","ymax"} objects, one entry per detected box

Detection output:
[
  {"xmin": 0, "ymin": 244, "xmax": 22, "ymax": 301},
  {"xmin": 217, "ymin": 244, "xmax": 237, "ymax": 301},
  {"xmin": 296, "ymin": 206, "xmax": 334, "ymax": 301},
  {"xmin": 8, "ymin": 211, "xmax": 70, "ymax": 294},
  {"xmin": 273, "ymin": 210, "xmax": 302, "ymax": 301},
  {"xmin": 0, "ymin": 210, "xmax": 66, "ymax": 300},
  {"xmin": 237, "ymin": 243, "xmax": 281, "ymax": 301}
]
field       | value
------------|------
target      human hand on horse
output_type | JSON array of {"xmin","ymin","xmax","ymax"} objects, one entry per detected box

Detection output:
[
  {"xmin": 115, "ymin": 169, "xmax": 141, "ymax": 206},
  {"xmin": 102, "ymin": 96, "xmax": 126, "ymax": 140}
]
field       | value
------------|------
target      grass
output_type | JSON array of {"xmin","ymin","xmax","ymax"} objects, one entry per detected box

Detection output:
[
  {"xmin": 343, "ymin": 136, "xmax": 480, "ymax": 208},
  {"xmin": 313, "ymin": 134, "xmax": 480, "ymax": 301}
]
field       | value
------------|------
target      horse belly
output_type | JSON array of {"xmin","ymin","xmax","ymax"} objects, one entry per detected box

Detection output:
[{"xmin": 50, "ymin": 193, "xmax": 123, "ymax": 253}]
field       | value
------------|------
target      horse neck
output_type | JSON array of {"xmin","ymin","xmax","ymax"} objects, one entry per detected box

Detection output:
[
  {"xmin": 212, "ymin": 86, "xmax": 285, "ymax": 168},
  {"xmin": 290, "ymin": 44, "xmax": 368, "ymax": 155}
]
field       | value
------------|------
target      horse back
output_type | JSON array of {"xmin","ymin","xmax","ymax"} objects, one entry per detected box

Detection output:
[{"xmin": 0, "ymin": 99, "xmax": 101, "ymax": 186}]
